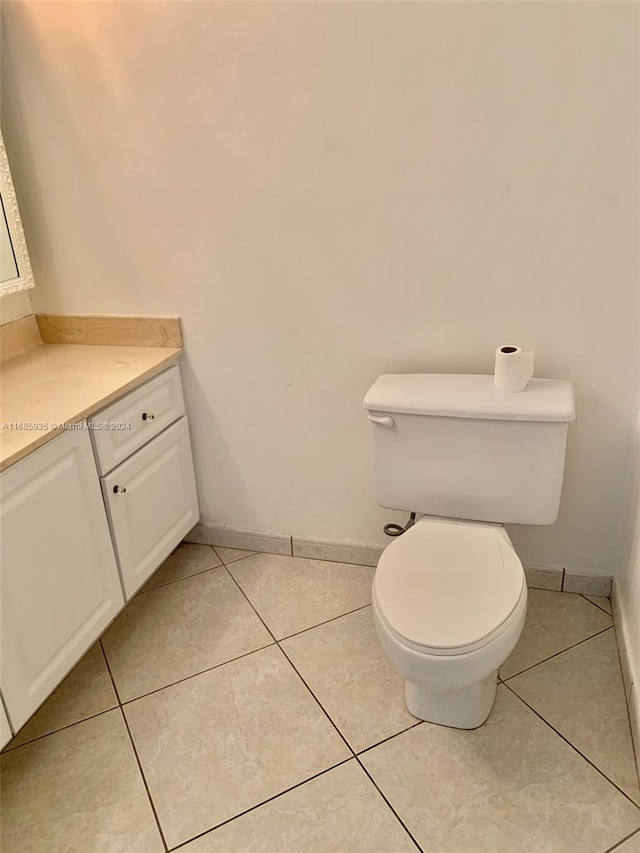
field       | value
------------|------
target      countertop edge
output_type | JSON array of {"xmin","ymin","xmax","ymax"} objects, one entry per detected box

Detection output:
[{"xmin": 0, "ymin": 348, "xmax": 183, "ymax": 472}]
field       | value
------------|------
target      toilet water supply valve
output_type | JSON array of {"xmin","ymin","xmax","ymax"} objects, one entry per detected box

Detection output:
[{"xmin": 384, "ymin": 512, "xmax": 417, "ymax": 538}]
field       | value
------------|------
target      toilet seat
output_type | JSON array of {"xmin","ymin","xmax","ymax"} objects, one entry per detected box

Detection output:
[{"xmin": 373, "ymin": 519, "xmax": 525, "ymax": 656}]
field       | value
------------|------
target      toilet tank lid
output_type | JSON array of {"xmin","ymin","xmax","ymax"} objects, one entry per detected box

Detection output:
[{"xmin": 363, "ymin": 374, "xmax": 575, "ymax": 422}]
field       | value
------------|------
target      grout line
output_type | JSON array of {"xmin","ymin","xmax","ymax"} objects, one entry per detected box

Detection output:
[
  {"xmin": 1, "ymin": 705, "xmax": 118, "ymax": 753},
  {"xmin": 137, "ymin": 562, "xmax": 226, "ymax": 594},
  {"xmin": 99, "ymin": 640, "xmax": 122, "ymax": 704},
  {"xmin": 355, "ymin": 758, "xmax": 424, "ymax": 852},
  {"xmin": 279, "ymin": 603, "xmax": 373, "ymax": 642},
  {"xmin": 225, "ymin": 563, "xmax": 354, "ymax": 751},
  {"xmin": 278, "ymin": 642, "xmax": 357, "ymax": 753},
  {"xmin": 166, "ymin": 757, "xmax": 354, "ymax": 852},
  {"xmin": 100, "ymin": 642, "xmax": 169, "ymax": 852},
  {"xmin": 220, "ymin": 570, "xmax": 278, "ymax": 642},
  {"xmin": 225, "ymin": 568, "xmax": 422, "ymax": 851},
  {"xmin": 112, "ymin": 566, "xmax": 419, "ymax": 853},
  {"xmin": 223, "ymin": 545, "xmax": 380, "ymax": 569},
  {"xmin": 118, "ymin": 706, "xmax": 170, "ymax": 853},
  {"xmin": 226, "ymin": 568, "xmax": 357, "ymax": 752},
  {"xmin": 225, "ymin": 563, "xmax": 418, "ymax": 759},
  {"xmin": 214, "ymin": 567, "xmax": 278, "ymax": 644},
  {"xmin": 502, "ymin": 626, "xmax": 614, "ymax": 682},
  {"xmin": 117, "ymin": 642, "xmax": 277, "ymax": 706},
  {"xmin": 108, "ymin": 567, "xmax": 281, "ymax": 706},
  {"xmin": 212, "ymin": 548, "xmax": 257, "ymax": 566},
  {"xmin": 157, "ymin": 548, "xmax": 413, "ymax": 851},
  {"xmin": 609, "ymin": 621, "xmax": 640, "ymax": 795},
  {"xmin": 604, "ymin": 828, "xmax": 640, "ymax": 853},
  {"xmin": 109, "ymin": 567, "xmax": 370, "ymax": 708},
  {"xmin": 610, "ymin": 590, "xmax": 640, "ymax": 779},
  {"xmin": 275, "ymin": 644, "xmax": 424, "ymax": 852},
  {"xmin": 504, "ymin": 683, "xmax": 640, "ymax": 810},
  {"xmin": 356, "ymin": 721, "xmax": 424, "ymax": 757},
  {"xmin": 143, "ymin": 544, "xmax": 332, "ymax": 596},
  {"xmin": 139, "ymin": 543, "xmax": 260, "ymax": 597},
  {"xmin": 580, "ymin": 593, "xmax": 614, "ymax": 617},
  {"xmin": 221, "ymin": 549, "xmax": 375, "ymax": 643}
]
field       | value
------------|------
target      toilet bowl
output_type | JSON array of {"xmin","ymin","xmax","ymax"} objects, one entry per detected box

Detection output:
[{"xmin": 372, "ymin": 516, "xmax": 527, "ymax": 729}]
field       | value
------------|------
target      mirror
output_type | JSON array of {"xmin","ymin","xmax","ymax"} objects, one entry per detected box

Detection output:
[{"xmin": 0, "ymin": 130, "xmax": 34, "ymax": 295}]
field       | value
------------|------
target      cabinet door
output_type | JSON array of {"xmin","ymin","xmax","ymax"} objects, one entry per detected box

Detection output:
[
  {"xmin": 0, "ymin": 427, "xmax": 124, "ymax": 732},
  {"xmin": 1, "ymin": 697, "xmax": 12, "ymax": 749},
  {"xmin": 102, "ymin": 417, "xmax": 199, "ymax": 599}
]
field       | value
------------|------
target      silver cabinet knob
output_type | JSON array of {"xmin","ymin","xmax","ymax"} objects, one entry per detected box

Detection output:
[
  {"xmin": 112, "ymin": 485, "xmax": 127, "ymax": 494},
  {"xmin": 142, "ymin": 412, "xmax": 155, "ymax": 421}
]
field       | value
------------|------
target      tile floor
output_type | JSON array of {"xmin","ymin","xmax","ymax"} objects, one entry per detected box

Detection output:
[{"xmin": 2, "ymin": 544, "xmax": 639, "ymax": 853}]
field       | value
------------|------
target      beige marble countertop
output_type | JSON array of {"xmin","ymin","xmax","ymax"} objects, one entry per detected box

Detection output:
[{"xmin": 0, "ymin": 343, "xmax": 182, "ymax": 471}]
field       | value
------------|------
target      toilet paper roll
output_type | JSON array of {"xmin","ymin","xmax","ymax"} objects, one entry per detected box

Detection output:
[{"xmin": 494, "ymin": 345, "xmax": 534, "ymax": 393}]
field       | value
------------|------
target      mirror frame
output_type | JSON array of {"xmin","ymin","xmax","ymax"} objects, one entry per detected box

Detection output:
[{"xmin": 0, "ymin": 130, "xmax": 34, "ymax": 296}]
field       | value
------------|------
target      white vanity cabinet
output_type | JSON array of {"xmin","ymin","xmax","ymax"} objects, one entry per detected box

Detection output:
[
  {"xmin": 0, "ymin": 427, "xmax": 124, "ymax": 731},
  {"xmin": 0, "ymin": 360, "xmax": 199, "ymax": 737}
]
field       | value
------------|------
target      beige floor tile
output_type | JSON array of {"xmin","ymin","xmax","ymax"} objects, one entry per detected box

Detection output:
[
  {"xmin": 179, "ymin": 760, "xmax": 416, "ymax": 852},
  {"xmin": 501, "ymin": 589, "xmax": 612, "ymax": 679},
  {"xmin": 143, "ymin": 543, "xmax": 221, "ymax": 591},
  {"xmin": 281, "ymin": 607, "xmax": 416, "ymax": 752},
  {"xmin": 508, "ymin": 629, "xmax": 640, "ymax": 802},
  {"xmin": 361, "ymin": 686, "xmax": 640, "ymax": 853},
  {"xmin": 124, "ymin": 645, "xmax": 350, "ymax": 849},
  {"xmin": 613, "ymin": 831, "xmax": 640, "ymax": 852},
  {"xmin": 6, "ymin": 644, "xmax": 117, "ymax": 749},
  {"xmin": 1, "ymin": 709, "xmax": 163, "ymax": 853},
  {"xmin": 213, "ymin": 546, "xmax": 256, "ymax": 564},
  {"xmin": 102, "ymin": 567, "xmax": 273, "ymax": 701},
  {"xmin": 227, "ymin": 553, "xmax": 374, "ymax": 639},
  {"xmin": 584, "ymin": 594, "xmax": 613, "ymax": 615}
]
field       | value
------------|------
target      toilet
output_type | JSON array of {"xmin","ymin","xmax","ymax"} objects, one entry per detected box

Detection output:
[{"xmin": 363, "ymin": 373, "xmax": 575, "ymax": 729}]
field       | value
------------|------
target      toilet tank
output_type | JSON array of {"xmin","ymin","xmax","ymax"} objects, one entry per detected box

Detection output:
[{"xmin": 363, "ymin": 374, "xmax": 575, "ymax": 525}]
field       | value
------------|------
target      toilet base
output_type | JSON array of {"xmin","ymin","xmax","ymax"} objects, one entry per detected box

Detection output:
[{"xmin": 404, "ymin": 671, "xmax": 498, "ymax": 729}]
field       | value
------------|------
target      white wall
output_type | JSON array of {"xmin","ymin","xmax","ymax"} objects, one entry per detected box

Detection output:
[
  {"xmin": 0, "ymin": 291, "xmax": 32, "ymax": 325},
  {"xmin": 2, "ymin": 2, "xmax": 638, "ymax": 574}
]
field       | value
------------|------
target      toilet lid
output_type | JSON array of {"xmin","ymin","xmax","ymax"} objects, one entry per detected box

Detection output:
[{"xmin": 374, "ymin": 520, "xmax": 524, "ymax": 653}]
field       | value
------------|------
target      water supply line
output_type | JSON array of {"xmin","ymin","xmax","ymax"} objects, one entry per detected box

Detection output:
[{"xmin": 383, "ymin": 512, "xmax": 417, "ymax": 537}]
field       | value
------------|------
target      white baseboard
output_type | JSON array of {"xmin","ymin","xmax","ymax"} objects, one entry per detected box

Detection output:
[
  {"xmin": 611, "ymin": 580, "xmax": 640, "ymax": 782},
  {"xmin": 292, "ymin": 537, "xmax": 384, "ymax": 567},
  {"xmin": 290, "ymin": 540, "xmax": 612, "ymax": 596},
  {"xmin": 562, "ymin": 570, "xmax": 612, "ymax": 597},
  {"xmin": 185, "ymin": 523, "xmax": 292, "ymax": 556},
  {"xmin": 184, "ymin": 526, "xmax": 613, "ymax": 598},
  {"xmin": 524, "ymin": 566, "xmax": 564, "ymax": 591}
]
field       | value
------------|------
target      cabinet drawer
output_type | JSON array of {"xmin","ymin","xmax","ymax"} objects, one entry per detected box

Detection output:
[
  {"xmin": 90, "ymin": 364, "xmax": 184, "ymax": 474},
  {"xmin": 101, "ymin": 417, "xmax": 199, "ymax": 599}
]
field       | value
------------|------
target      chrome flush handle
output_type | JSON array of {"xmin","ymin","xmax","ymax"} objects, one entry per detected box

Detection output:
[{"xmin": 367, "ymin": 414, "xmax": 395, "ymax": 428}]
